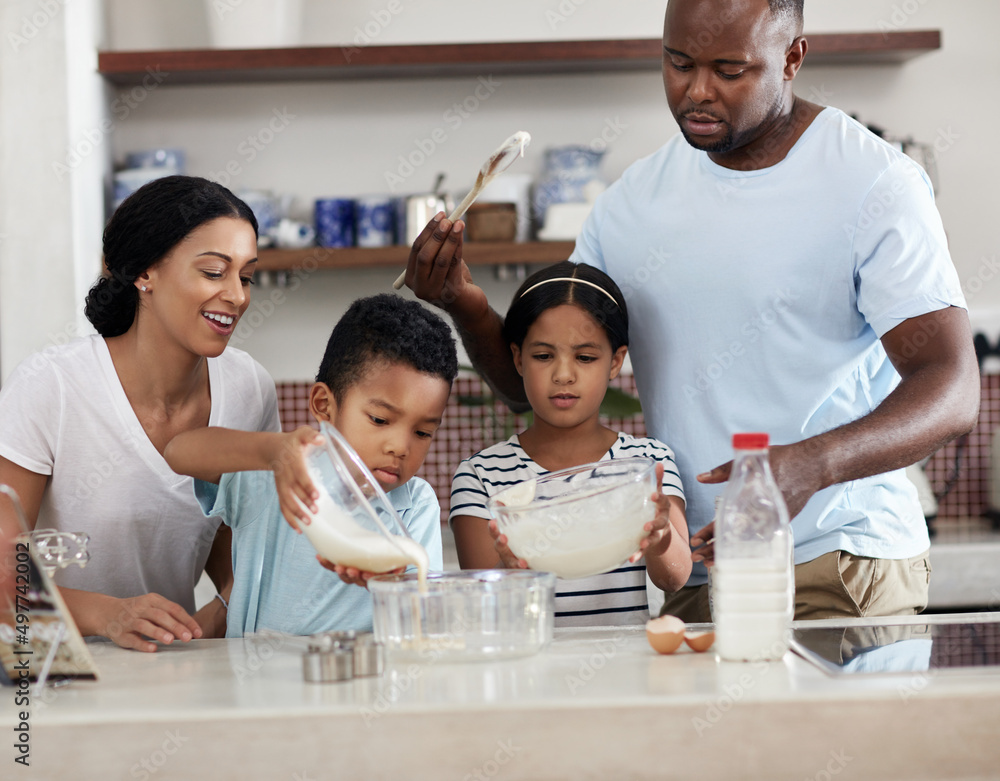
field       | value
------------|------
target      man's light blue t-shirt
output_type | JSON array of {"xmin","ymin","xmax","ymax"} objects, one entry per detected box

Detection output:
[
  {"xmin": 196, "ymin": 471, "xmax": 443, "ymax": 637},
  {"xmin": 571, "ymin": 107, "xmax": 966, "ymax": 585}
]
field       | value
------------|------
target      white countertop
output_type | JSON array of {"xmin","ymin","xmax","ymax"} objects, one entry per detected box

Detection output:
[{"xmin": 5, "ymin": 612, "xmax": 1000, "ymax": 780}]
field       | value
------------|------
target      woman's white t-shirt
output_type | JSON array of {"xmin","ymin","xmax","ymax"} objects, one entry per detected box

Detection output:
[{"xmin": 0, "ymin": 334, "xmax": 280, "ymax": 613}]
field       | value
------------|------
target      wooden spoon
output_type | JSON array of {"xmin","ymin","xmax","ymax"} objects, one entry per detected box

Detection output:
[{"xmin": 392, "ymin": 131, "xmax": 531, "ymax": 290}]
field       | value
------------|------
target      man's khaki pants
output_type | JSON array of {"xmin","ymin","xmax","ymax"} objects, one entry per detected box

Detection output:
[{"xmin": 659, "ymin": 550, "xmax": 932, "ymax": 623}]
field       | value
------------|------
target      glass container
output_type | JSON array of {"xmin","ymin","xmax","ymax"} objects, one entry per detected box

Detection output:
[{"xmin": 369, "ymin": 570, "xmax": 555, "ymax": 662}]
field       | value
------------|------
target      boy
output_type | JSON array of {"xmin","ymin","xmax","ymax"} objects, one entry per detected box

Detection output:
[{"xmin": 165, "ymin": 294, "xmax": 458, "ymax": 636}]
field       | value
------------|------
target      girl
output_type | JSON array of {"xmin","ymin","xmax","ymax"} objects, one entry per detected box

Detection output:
[
  {"xmin": 450, "ymin": 261, "xmax": 691, "ymax": 626},
  {"xmin": 0, "ymin": 176, "xmax": 280, "ymax": 651}
]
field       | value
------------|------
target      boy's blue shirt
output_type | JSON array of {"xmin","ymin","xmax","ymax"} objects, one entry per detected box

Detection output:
[{"xmin": 195, "ymin": 471, "xmax": 443, "ymax": 637}]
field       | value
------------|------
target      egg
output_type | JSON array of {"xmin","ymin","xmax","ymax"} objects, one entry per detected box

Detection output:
[
  {"xmin": 645, "ymin": 614, "xmax": 686, "ymax": 654},
  {"xmin": 683, "ymin": 630, "xmax": 715, "ymax": 653}
]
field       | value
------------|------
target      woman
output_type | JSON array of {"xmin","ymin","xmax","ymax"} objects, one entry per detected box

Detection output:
[{"xmin": 0, "ymin": 176, "xmax": 280, "ymax": 651}]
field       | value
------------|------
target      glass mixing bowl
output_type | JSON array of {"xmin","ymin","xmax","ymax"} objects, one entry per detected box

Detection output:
[
  {"xmin": 369, "ymin": 570, "xmax": 556, "ymax": 662},
  {"xmin": 487, "ymin": 457, "xmax": 657, "ymax": 579},
  {"xmin": 297, "ymin": 422, "xmax": 427, "ymax": 576}
]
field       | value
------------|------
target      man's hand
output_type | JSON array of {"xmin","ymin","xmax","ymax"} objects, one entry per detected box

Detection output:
[
  {"xmin": 696, "ymin": 440, "xmax": 825, "ymax": 520},
  {"xmin": 690, "ymin": 524, "xmax": 715, "ymax": 566},
  {"xmin": 692, "ymin": 441, "xmax": 824, "ymax": 567},
  {"xmin": 403, "ymin": 212, "xmax": 529, "ymax": 409},
  {"xmin": 404, "ymin": 214, "xmax": 488, "ymax": 319}
]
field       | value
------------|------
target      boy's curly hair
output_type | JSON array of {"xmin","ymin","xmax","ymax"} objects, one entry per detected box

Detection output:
[{"xmin": 316, "ymin": 294, "xmax": 458, "ymax": 401}]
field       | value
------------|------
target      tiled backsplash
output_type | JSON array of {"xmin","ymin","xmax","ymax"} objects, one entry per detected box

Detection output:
[
  {"xmin": 925, "ymin": 374, "xmax": 1000, "ymax": 520},
  {"xmin": 932, "ymin": 622, "xmax": 1000, "ymax": 667},
  {"xmin": 277, "ymin": 374, "xmax": 1000, "ymax": 524}
]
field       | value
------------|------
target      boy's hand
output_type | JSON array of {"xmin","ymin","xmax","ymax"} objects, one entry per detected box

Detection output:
[
  {"xmin": 629, "ymin": 464, "xmax": 673, "ymax": 563},
  {"xmin": 317, "ymin": 556, "xmax": 405, "ymax": 588},
  {"xmin": 269, "ymin": 427, "xmax": 324, "ymax": 532},
  {"xmin": 487, "ymin": 519, "xmax": 529, "ymax": 569}
]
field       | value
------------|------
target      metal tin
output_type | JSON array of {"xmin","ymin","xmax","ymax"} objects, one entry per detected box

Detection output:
[
  {"xmin": 324, "ymin": 630, "xmax": 357, "ymax": 648},
  {"xmin": 353, "ymin": 633, "xmax": 384, "ymax": 677},
  {"xmin": 399, "ymin": 194, "xmax": 450, "ymax": 246},
  {"xmin": 303, "ymin": 634, "xmax": 354, "ymax": 683}
]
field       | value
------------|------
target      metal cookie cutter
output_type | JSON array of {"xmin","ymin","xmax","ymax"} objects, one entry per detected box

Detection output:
[{"xmin": 352, "ymin": 633, "xmax": 384, "ymax": 677}]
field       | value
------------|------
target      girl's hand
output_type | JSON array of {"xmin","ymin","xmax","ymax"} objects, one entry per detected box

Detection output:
[
  {"xmin": 629, "ymin": 463, "xmax": 673, "ymax": 563},
  {"xmin": 317, "ymin": 557, "xmax": 405, "ymax": 589},
  {"xmin": 269, "ymin": 427, "xmax": 324, "ymax": 532},
  {"xmin": 102, "ymin": 593, "xmax": 203, "ymax": 653},
  {"xmin": 488, "ymin": 519, "xmax": 529, "ymax": 569}
]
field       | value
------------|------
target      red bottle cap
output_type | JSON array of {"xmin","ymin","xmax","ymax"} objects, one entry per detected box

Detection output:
[{"xmin": 732, "ymin": 432, "xmax": 769, "ymax": 449}]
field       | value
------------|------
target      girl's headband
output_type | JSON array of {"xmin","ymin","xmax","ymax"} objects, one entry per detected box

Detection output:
[{"xmin": 518, "ymin": 277, "xmax": 620, "ymax": 308}]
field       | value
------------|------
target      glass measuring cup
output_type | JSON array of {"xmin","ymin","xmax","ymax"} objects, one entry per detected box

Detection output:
[{"xmin": 28, "ymin": 530, "xmax": 91, "ymax": 579}]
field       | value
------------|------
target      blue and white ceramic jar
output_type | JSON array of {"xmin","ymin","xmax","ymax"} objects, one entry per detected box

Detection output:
[
  {"xmin": 355, "ymin": 195, "xmax": 395, "ymax": 248},
  {"xmin": 531, "ymin": 146, "xmax": 606, "ymax": 226},
  {"xmin": 315, "ymin": 198, "xmax": 356, "ymax": 248}
]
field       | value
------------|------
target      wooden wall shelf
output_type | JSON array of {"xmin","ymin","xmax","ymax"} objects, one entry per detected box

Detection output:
[
  {"xmin": 256, "ymin": 241, "xmax": 577, "ymax": 272},
  {"xmin": 100, "ymin": 31, "xmax": 940, "ymax": 274},
  {"xmin": 98, "ymin": 31, "xmax": 941, "ymax": 86}
]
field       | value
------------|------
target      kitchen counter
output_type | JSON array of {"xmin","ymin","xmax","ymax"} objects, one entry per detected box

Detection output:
[
  {"xmin": 928, "ymin": 518, "xmax": 1000, "ymax": 610},
  {"xmin": 5, "ymin": 613, "xmax": 1000, "ymax": 780}
]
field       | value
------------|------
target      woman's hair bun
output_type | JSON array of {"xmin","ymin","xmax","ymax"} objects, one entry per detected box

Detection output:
[{"xmin": 84, "ymin": 275, "xmax": 139, "ymax": 338}]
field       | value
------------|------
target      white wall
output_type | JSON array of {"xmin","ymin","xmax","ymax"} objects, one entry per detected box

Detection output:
[
  {"xmin": 3, "ymin": 0, "xmax": 997, "ymax": 381},
  {"xmin": 0, "ymin": 0, "xmax": 108, "ymax": 381}
]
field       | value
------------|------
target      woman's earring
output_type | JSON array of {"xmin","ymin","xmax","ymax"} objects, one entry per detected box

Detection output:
[{"xmin": 140, "ymin": 285, "xmax": 148, "ymax": 292}]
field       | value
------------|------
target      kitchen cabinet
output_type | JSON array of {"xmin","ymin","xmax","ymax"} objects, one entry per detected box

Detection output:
[{"xmin": 96, "ymin": 31, "xmax": 941, "ymax": 273}]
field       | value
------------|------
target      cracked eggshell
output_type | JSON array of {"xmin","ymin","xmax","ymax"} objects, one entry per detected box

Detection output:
[
  {"xmin": 683, "ymin": 630, "xmax": 715, "ymax": 652},
  {"xmin": 646, "ymin": 614, "xmax": 686, "ymax": 654}
]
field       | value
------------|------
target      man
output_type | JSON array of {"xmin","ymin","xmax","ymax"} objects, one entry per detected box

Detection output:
[{"xmin": 402, "ymin": 0, "xmax": 979, "ymax": 622}]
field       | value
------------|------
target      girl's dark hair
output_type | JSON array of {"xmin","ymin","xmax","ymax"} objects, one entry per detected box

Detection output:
[
  {"xmin": 85, "ymin": 175, "xmax": 258, "ymax": 337},
  {"xmin": 502, "ymin": 261, "xmax": 629, "ymax": 351}
]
